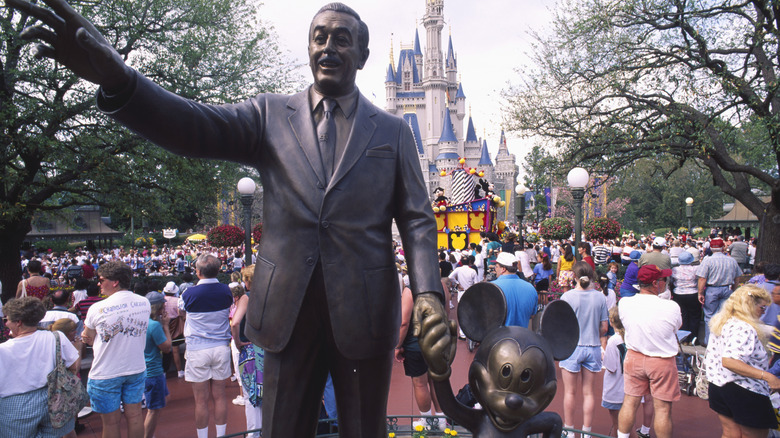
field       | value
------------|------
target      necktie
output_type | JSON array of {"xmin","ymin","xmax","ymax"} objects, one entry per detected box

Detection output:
[{"xmin": 318, "ymin": 98, "xmax": 336, "ymax": 180}]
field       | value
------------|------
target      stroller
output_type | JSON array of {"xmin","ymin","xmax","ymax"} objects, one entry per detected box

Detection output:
[{"xmin": 676, "ymin": 330, "xmax": 707, "ymax": 397}]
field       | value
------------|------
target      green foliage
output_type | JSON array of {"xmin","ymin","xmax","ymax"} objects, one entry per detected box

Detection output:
[
  {"xmin": 503, "ymin": 0, "xmax": 778, "ymax": 258},
  {"xmin": 0, "ymin": 0, "xmax": 300, "ymax": 300},
  {"xmin": 207, "ymin": 224, "xmax": 244, "ymax": 247},
  {"xmin": 538, "ymin": 217, "xmax": 573, "ymax": 240},
  {"xmin": 29, "ymin": 239, "xmax": 73, "ymax": 254}
]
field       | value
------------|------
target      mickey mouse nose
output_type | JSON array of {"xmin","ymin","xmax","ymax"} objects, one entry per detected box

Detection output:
[{"xmin": 505, "ymin": 394, "xmax": 524, "ymax": 410}]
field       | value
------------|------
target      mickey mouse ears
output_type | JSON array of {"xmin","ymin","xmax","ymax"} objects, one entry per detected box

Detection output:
[
  {"xmin": 457, "ymin": 282, "xmax": 506, "ymax": 342},
  {"xmin": 539, "ymin": 300, "xmax": 578, "ymax": 361}
]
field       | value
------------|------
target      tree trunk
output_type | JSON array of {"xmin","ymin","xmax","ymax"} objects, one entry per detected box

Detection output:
[
  {"xmin": 756, "ymin": 189, "xmax": 780, "ymax": 265},
  {"xmin": 0, "ymin": 218, "xmax": 31, "ymax": 303}
]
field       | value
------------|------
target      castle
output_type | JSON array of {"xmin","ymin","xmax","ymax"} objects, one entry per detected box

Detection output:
[{"xmin": 384, "ymin": 0, "xmax": 518, "ymax": 216}]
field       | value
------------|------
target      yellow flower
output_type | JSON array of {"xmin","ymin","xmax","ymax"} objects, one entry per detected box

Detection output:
[
  {"xmin": 415, "ymin": 424, "xmax": 424, "ymax": 432},
  {"xmin": 450, "ymin": 431, "xmax": 458, "ymax": 436},
  {"xmin": 444, "ymin": 428, "xmax": 451, "ymax": 434},
  {"xmin": 388, "ymin": 433, "xmax": 395, "ymax": 438}
]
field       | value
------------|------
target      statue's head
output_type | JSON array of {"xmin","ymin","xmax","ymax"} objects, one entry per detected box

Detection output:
[
  {"xmin": 458, "ymin": 284, "xmax": 578, "ymax": 432},
  {"xmin": 309, "ymin": 3, "xmax": 370, "ymax": 97}
]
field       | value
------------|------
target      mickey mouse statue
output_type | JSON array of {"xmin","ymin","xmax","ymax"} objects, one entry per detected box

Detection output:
[{"xmin": 419, "ymin": 283, "xmax": 578, "ymax": 438}]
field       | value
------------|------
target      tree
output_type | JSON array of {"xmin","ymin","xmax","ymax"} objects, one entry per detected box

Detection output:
[
  {"xmin": 521, "ymin": 144, "xmax": 556, "ymax": 222},
  {"xmin": 0, "ymin": 0, "xmax": 300, "ymax": 301},
  {"xmin": 504, "ymin": 0, "xmax": 780, "ymax": 263}
]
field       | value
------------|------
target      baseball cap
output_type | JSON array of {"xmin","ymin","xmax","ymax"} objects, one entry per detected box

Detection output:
[
  {"xmin": 652, "ymin": 237, "xmax": 667, "ymax": 247},
  {"xmin": 637, "ymin": 265, "xmax": 672, "ymax": 284},
  {"xmin": 678, "ymin": 251, "xmax": 694, "ymax": 265},
  {"xmin": 629, "ymin": 250, "xmax": 642, "ymax": 261},
  {"xmin": 710, "ymin": 238, "xmax": 725, "ymax": 249},
  {"xmin": 146, "ymin": 291, "xmax": 165, "ymax": 305},
  {"xmin": 495, "ymin": 252, "xmax": 518, "ymax": 266}
]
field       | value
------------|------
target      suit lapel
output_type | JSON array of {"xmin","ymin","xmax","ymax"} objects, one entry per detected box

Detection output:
[
  {"xmin": 287, "ymin": 89, "xmax": 327, "ymax": 187},
  {"xmin": 329, "ymin": 94, "xmax": 377, "ymax": 190}
]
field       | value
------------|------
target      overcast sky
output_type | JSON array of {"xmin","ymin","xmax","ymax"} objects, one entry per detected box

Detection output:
[{"xmin": 256, "ymin": 0, "xmax": 554, "ymax": 163}]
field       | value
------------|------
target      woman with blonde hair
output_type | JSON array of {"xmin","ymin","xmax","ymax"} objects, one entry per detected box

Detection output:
[{"xmin": 705, "ymin": 285, "xmax": 780, "ymax": 437}]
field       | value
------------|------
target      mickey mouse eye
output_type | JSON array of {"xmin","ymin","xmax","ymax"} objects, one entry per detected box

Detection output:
[
  {"xmin": 498, "ymin": 363, "xmax": 513, "ymax": 389},
  {"xmin": 520, "ymin": 368, "xmax": 532, "ymax": 383},
  {"xmin": 501, "ymin": 364, "xmax": 512, "ymax": 378}
]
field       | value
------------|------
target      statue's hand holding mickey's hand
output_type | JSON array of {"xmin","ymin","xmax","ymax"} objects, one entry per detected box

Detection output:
[
  {"xmin": 7, "ymin": 0, "xmax": 133, "ymax": 92},
  {"xmin": 413, "ymin": 292, "xmax": 457, "ymax": 381}
]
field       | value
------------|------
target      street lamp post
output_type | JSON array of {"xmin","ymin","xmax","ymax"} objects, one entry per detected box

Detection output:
[
  {"xmin": 685, "ymin": 197, "xmax": 694, "ymax": 234},
  {"xmin": 515, "ymin": 180, "xmax": 527, "ymax": 234},
  {"xmin": 567, "ymin": 167, "xmax": 590, "ymax": 260},
  {"xmin": 237, "ymin": 177, "xmax": 256, "ymax": 268}
]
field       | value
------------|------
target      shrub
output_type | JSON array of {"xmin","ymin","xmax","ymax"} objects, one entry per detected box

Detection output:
[
  {"xmin": 207, "ymin": 224, "xmax": 245, "ymax": 247},
  {"xmin": 584, "ymin": 217, "xmax": 622, "ymax": 240},
  {"xmin": 31, "ymin": 239, "xmax": 72, "ymax": 253},
  {"xmin": 538, "ymin": 217, "xmax": 573, "ymax": 240},
  {"xmin": 135, "ymin": 236, "xmax": 156, "ymax": 247}
]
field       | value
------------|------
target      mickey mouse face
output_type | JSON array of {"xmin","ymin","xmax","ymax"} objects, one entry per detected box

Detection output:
[{"xmin": 468, "ymin": 329, "xmax": 557, "ymax": 431}]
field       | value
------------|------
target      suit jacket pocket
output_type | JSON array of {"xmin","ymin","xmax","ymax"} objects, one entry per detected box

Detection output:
[
  {"xmin": 366, "ymin": 148, "xmax": 395, "ymax": 159},
  {"xmin": 247, "ymin": 256, "xmax": 276, "ymax": 332},
  {"xmin": 363, "ymin": 266, "xmax": 401, "ymax": 339}
]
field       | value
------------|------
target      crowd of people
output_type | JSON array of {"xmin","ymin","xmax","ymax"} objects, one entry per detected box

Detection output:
[{"xmin": 0, "ymin": 224, "xmax": 777, "ymax": 438}]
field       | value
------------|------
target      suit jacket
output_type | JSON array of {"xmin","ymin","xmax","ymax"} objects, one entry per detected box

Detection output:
[{"xmin": 99, "ymin": 74, "xmax": 443, "ymax": 359}]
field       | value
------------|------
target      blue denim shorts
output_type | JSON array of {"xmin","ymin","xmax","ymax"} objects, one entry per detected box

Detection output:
[
  {"xmin": 144, "ymin": 374, "xmax": 169, "ymax": 410},
  {"xmin": 601, "ymin": 400, "xmax": 622, "ymax": 410},
  {"xmin": 559, "ymin": 345, "xmax": 602, "ymax": 373},
  {"xmin": 87, "ymin": 371, "xmax": 146, "ymax": 414}
]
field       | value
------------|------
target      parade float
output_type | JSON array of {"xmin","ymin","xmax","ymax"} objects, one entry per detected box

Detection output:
[{"xmin": 433, "ymin": 158, "xmax": 505, "ymax": 251}]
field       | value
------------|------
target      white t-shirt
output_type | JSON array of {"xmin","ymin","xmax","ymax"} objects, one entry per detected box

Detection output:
[
  {"xmin": 39, "ymin": 308, "xmax": 79, "ymax": 329},
  {"xmin": 602, "ymin": 333, "xmax": 625, "ymax": 404},
  {"xmin": 73, "ymin": 289, "xmax": 88, "ymax": 306},
  {"xmin": 515, "ymin": 251, "xmax": 534, "ymax": 278},
  {"xmin": 618, "ymin": 293, "xmax": 681, "ymax": 357},
  {"xmin": 85, "ymin": 291, "xmax": 150, "ymax": 379},
  {"xmin": 0, "ymin": 330, "xmax": 78, "ymax": 397}
]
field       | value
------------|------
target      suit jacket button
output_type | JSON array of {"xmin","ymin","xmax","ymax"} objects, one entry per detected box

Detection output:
[
  {"xmin": 321, "ymin": 221, "xmax": 329, "ymax": 229},
  {"xmin": 317, "ymin": 182, "xmax": 325, "ymax": 189},
  {"xmin": 306, "ymin": 257, "xmax": 315, "ymax": 266}
]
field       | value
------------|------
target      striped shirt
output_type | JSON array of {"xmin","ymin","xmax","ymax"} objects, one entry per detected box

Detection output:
[{"xmin": 695, "ymin": 252, "xmax": 742, "ymax": 286}]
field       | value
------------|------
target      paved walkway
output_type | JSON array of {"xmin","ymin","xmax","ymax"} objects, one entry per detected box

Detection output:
[{"xmin": 75, "ymin": 333, "xmax": 719, "ymax": 437}]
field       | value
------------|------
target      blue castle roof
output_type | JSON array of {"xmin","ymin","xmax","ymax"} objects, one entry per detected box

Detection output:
[
  {"xmin": 429, "ymin": 163, "xmax": 440, "ymax": 173},
  {"xmin": 436, "ymin": 152, "xmax": 460, "ymax": 160},
  {"xmin": 438, "ymin": 110, "xmax": 458, "ymax": 143},
  {"xmin": 402, "ymin": 113, "xmax": 425, "ymax": 155},
  {"xmin": 456, "ymin": 83, "xmax": 466, "ymax": 99},
  {"xmin": 386, "ymin": 64, "xmax": 395, "ymax": 82},
  {"xmin": 395, "ymin": 49, "xmax": 421, "ymax": 85},
  {"xmin": 414, "ymin": 30, "xmax": 422, "ymax": 56},
  {"xmin": 466, "ymin": 116, "xmax": 478, "ymax": 143},
  {"xmin": 479, "ymin": 140, "xmax": 493, "ymax": 166},
  {"xmin": 447, "ymin": 35, "xmax": 456, "ymax": 68}
]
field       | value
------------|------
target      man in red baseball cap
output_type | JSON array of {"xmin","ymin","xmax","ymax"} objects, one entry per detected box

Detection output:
[{"xmin": 616, "ymin": 265, "xmax": 682, "ymax": 438}]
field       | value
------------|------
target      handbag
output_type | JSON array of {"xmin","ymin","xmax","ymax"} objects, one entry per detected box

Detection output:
[{"xmin": 47, "ymin": 332, "xmax": 89, "ymax": 429}]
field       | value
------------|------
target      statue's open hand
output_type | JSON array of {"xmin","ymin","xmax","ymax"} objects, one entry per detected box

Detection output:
[
  {"xmin": 413, "ymin": 292, "xmax": 457, "ymax": 381},
  {"xmin": 7, "ymin": 0, "xmax": 132, "ymax": 91}
]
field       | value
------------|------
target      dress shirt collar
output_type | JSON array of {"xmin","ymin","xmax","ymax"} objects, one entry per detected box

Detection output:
[
  {"xmin": 197, "ymin": 278, "xmax": 220, "ymax": 285},
  {"xmin": 309, "ymin": 86, "xmax": 359, "ymax": 119}
]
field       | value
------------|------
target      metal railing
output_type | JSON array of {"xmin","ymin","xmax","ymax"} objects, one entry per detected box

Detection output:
[{"xmin": 219, "ymin": 415, "xmax": 612, "ymax": 437}]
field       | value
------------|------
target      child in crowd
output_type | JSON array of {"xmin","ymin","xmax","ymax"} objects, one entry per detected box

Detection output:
[
  {"xmin": 606, "ymin": 262, "xmax": 619, "ymax": 291},
  {"xmin": 602, "ymin": 307, "xmax": 626, "ymax": 437}
]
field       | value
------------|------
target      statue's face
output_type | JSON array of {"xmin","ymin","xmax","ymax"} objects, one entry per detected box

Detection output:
[{"xmin": 308, "ymin": 11, "xmax": 368, "ymax": 97}]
